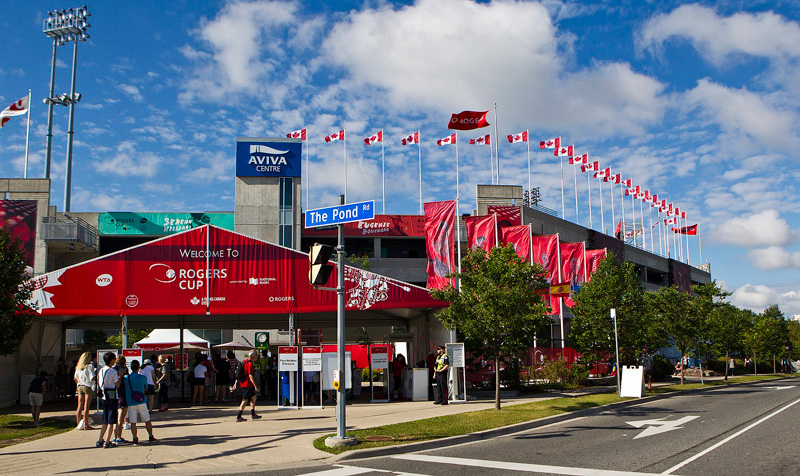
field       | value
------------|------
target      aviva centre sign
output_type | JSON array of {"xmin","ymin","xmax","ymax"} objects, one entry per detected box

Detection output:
[{"xmin": 236, "ymin": 137, "xmax": 302, "ymax": 177}]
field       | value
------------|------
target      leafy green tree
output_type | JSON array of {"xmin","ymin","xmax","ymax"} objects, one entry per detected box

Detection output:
[
  {"xmin": 571, "ymin": 254, "xmax": 660, "ymax": 368},
  {"xmin": 106, "ymin": 329, "xmax": 152, "ymax": 349},
  {"xmin": 759, "ymin": 305, "xmax": 790, "ymax": 373},
  {"xmin": 0, "ymin": 227, "xmax": 36, "ymax": 356},
  {"xmin": 431, "ymin": 245, "xmax": 551, "ymax": 410},
  {"xmin": 83, "ymin": 329, "xmax": 111, "ymax": 349},
  {"xmin": 707, "ymin": 302, "xmax": 749, "ymax": 379},
  {"xmin": 788, "ymin": 320, "xmax": 800, "ymax": 361},
  {"xmin": 652, "ymin": 285, "xmax": 701, "ymax": 385}
]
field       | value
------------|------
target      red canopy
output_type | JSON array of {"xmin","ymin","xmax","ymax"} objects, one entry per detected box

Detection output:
[{"xmin": 28, "ymin": 225, "xmax": 446, "ymax": 317}]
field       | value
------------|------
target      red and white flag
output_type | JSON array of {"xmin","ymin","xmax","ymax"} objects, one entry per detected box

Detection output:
[
  {"xmin": 643, "ymin": 190, "xmax": 651, "ymax": 201},
  {"xmin": 672, "ymin": 224, "xmax": 697, "ymax": 235},
  {"xmin": 664, "ymin": 217, "xmax": 678, "ymax": 225},
  {"xmin": 540, "ymin": 137, "xmax": 560, "ymax": 149},
  {"xmin": 624, "ymin": 187, "xmax": 636, "ymax": 196},
  {"xmin": 437, "ymin": 133, "xmax": 457, "ymax": 146},
  {"xmin": 569, "ymin": 154, "xmax": 588, "ymax": 165},
  {"xmin": 555, "ymin": 145, "xmax": 574, "ymax": 156},
  {"xmin": 622, "ymin": 178, "xmax": 632, "ymax": 187},
  {"xmin": 424, "ymin": 200, "xmax": 457, "ymax": 290},
  {"xmin": 650, "ymin": 194, "xmax": 658, "ymax": 204},
  {"xmin": 508, "ymin": 131, "xmax": 528, "ymax": 143},
  {"xmin": 448, "ymin": 110, "xmax": 490, "ymax": 130},
  {"xmin": 470, "ymin": 134, "xmax": 491, "ymax": 145},
  {"xmin": 364, "ymin": 130, "xmax": 383, "ymax": 145},
  {"xmin": 581, "ymin": 161, "xmax": 599, "ymax": 173},
  {"xmin": 681, "ymin": 211, "xmax": 686, "ymax": 219},
  {"xmin": 401, "ymin": 131, "xmax": 419, "ymax": 145},
  {"xmin": 286, "ymin": 128, "xmax": 307, "ymax": 140},
  {"xmin": 611, "ymin": 174, "xmax": 622, "ymax": 184},
  {"xmin": 0, "ymin": 95, "xmax": 30, "ymax": 128},
  {"xmin": 594, "ymin": 167, "xmax": 611, "ymax": 180},
  {"xmin": 465, "ymin": 215, "xmax": 497, "ymax": 253},
  {"xmin": 325, "ymin": 129, "xmax": 345, "ymax": 142}
]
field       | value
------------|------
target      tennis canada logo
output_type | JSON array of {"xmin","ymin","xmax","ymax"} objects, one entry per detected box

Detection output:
[{"xmin": 125, "ymin": 295, "xmax": 139, "ymax": 307}]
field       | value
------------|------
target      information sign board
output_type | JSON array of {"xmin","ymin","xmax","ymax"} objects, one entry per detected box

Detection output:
[
  {"xmin": 302, "ymin": 346, "xmax": 322, "ymax": 372},
  {"xmin": 305, "ymin": 200, "xmax": 375, "ymax": 228},
  {"xmin": 278, "ymin": 346, "xmax": 299, "ymax": 372},
  {"xmin": 446, "ymin": 343, "xmax": 465, "ymax": 368}
]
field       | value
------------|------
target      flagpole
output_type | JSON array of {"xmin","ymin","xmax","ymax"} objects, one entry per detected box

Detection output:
[
  {"xmin": 418, "ymin": 132, "xmax": 423, "ymax": 214},
  {"xmin": 620, "ymin": 182, "xmax": 626, "ymax": 241},
  {"xmin": 343, "ymin": 128, "xmax": 348, "ymax": 202},
  {"xmin": 23, "ymin": 89, "xmax": 31, "ymax": 179},
  {"xmin": 685, "ymin": 215, "xmax": 691, "ymax": 265},
  {"xmin": 494, "ymin": 103, "xmax": 500, "ymax": 184},
  {"xmin": 381, "ymin": 129, "xmax": 385, "ymax": 214},
  {"xmin": 490, "ymin": 132, "xmax": 495, "ymax": 185},
  {"xmin": 526, "ymin": 131, "xmax": 531, "ymax": 195},
  {"xmin": 493, "ymin": 213, "xmax": 499, "ymax": 248},
  {"xmin": 610, "ymin": 178, "xmax": 616, "ymax": 235},
  {"xmin": 556, "ymin": 233, "xmax": 565, "ymax": 351},
  {"xmin": 629, "ymin": 192, "xmax": 636, "ymax": 247},
  {"xmin": 528, "ymin": 224, "xmax": 533, "ymax": 265},
  {"xmin": 598, "ymin": 174, "xmax": 605, "ymax": 234},
  {"xmin": 639, "ymin": 199, "xmax": 645, "ymax": 251},
  {"xmin": 572, "ymin": 160, "xmax": 579, "ymax": 224},
  {"xmin": 672, "ymin": 217, "xmax": 678, "ymax": 260},
  {"xmin": 305, "ymin": 126, "xmax": 310, "ymax": 210},
  {"xmin": 587, "ymin": 168, "xmax": 593, "ymax": 229},
  {"xmin": 698, "ymin": 233, "xmax": 703, "ymax": 267},
  {"xmin": 455, "ymin": 133, "xmax": 462, "ymax": 277}
]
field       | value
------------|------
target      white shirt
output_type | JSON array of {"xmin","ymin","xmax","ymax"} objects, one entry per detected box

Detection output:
[
  {"xmin": 193, "ymin": 363, "xmax": 207, "ymax": 379},
  {"xmin": 141, "ymin": 364, "xmax": 155, "ymax": 385},
  {"xmin": 75, "ymin": 364, "xmax": 95, "ymax": 388},
  {"xmin": 100, "ymin": 366, "xmax": 119, "ymax": 394}
]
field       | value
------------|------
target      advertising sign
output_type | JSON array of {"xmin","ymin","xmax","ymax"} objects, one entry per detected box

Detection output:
[
  {"xmin": 0, "ymin": 200, "xmax": 37, "ymax": 270},
  {"xmin": 236, "ymin": 137, "xmax": 301, "ymax": 177},
  {"xmin": 302, "ymin": 214, "xmax": 425, "ymax": 237},
  {"xmin": 122, "ymin": 348, "xmax": 143, "ymax": 371},
  {"xmin": 302, "ymin": 346, "xmax": 322, "ymax": 372},
  {"xmin": 255, "ymin": 331, "xmax": 270, "ymax": 350},
  {"xmin": 278, "ymin": 346, "xmax": 299, "ymax": 372},
  {"xmin": 98, "ymin": 212, "xmax": 234, "ymax": 236},
  {"xmin": 370, "ymin": 346, "xmax": 389, "ymax": 369}
]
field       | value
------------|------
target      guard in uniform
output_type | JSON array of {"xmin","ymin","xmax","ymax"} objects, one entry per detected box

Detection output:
[{"xmin": 433, "ymin": 345, "xmax": 449, "ymax": 405}]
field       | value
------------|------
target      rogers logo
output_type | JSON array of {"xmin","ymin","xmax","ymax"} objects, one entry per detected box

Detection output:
[
  {"xmin": 149, "ymin": 263, "xmax": 176, "ymax": 283},
  {"xmin": 125, "ymin": 295, "xmax": 139, "ymax": 308},
  {"xmin": 269, "ymin": 296, "xmax": 295, "ymax": 302},
  {"xmin": 96, "ymin": 274, "xmax": 113, "ymax": 287}
]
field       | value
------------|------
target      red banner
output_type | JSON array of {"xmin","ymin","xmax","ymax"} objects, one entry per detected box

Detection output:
[
  {"xmin": 560, "ymin": 242, "xmax": 585, "ymax": 308},
  {"xmin": 465, "ymin": 215, "xmax": 496, "ymax": 253},
  {"xmin": 585, "ymin": 248, "xmax": 606, "ymax": 282},
  {"xmin": 0, "ymin": 200, "xmax": 37, "ymax": 271},
  {"xmin": 448, "ymin": 110, "xmax": 490, "ymax": 130},
  {"xmin": 531, "ymin": 234, "xmax": 560, "ymax": 314},
  {"xmin": 487, "ymin": 205, "xmax": 521, "ymax": 227},
  {"xmin": 302, "ymin": 214, "xmax": 425, "ymax": 237},
  {"xmin": 27, "ymin": 226, "xmax": 446, "ymax": 316},
  {"xmin": 501, "ymin": 225, "xmax": 531, "ymax": 263},
  {"xmin": 424, "ymin": 200, "xmax": 456, "ymax": 290}
]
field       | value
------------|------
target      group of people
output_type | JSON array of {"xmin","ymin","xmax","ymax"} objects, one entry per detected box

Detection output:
[
  {"xmin": 71, "ymin": 351, "xmax": 170, "ymax": 447},
  {"xmin": 189, "ymin": 350, "xmax": 242, "ymax": 405}
]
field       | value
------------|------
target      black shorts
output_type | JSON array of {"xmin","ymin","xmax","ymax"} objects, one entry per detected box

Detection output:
[
  {"xmin": 102, "ymin": 396, "xmax": 119, "ymax": 424},
  {"xmin": 241, "ymin": 387, "xmax": 256, "ymax": 401},
  {"xmin": 146, "ymin": 384, "xmax": 155, "ymax": 395}
]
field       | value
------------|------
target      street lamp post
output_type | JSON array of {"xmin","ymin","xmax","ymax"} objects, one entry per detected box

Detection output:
[
  {"xmin": 611, "ymin": 308, "xmax": 620, "ymax": 397},
  {"xmin": 42, "ymin": 6, "xmax": 91, "ymax": 211}
]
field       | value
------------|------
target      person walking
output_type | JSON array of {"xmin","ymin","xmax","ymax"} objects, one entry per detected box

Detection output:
[
  {"xmin": 729, "ymin": 357, "xmax": 735, "ymax": 377},
  {"xmin": 637, "ymin": 347, "xmax": 654, "ymax": 391},
  {"xmin": 156, "ymin": 355, "xmax": 171, "ymax": 412},
  {"xmin": 236, "ymin": 350, "xmax": 262, "ymax": 422},
  {"xmin": 97, "ymin": 352, "xmax": 120, "ymax": 448},
  {"xmin": 433, "ymin": 345, "xmax": 449, "ymax": 405},
  {"xmin": 124, "ymin": 360, "xmax": 158, "ymax": 446},
  {"xmin": 113, "ymin": 355, "xmax": 130, "ymax": 445},
  {"xmin": 74, "ymin": 352, "xmax": 96, "ymax": 430},
  {"xmin": 28, "ymin": 371, "xmax": 48, "ymax": 426}
]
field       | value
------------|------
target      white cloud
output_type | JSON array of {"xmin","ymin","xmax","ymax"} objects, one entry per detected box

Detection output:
[
  {"xmin": 639, "ymin": 5, "xmax": 800, "ymax": 65},
  {"xmin": 684, "ymin": 79, "xmax": 798, "ymax": 150},
  {"xmin": 93, "ymin": 141, "xmax": 163, "ymax": 177},
  {"xmin": 712, "ymin": 209, "xmax": 794, "ymax": 247},
  {"xmin": 117, "ymin": 84, "xmax": 143, "ymax": 102},
  {"xmin": 730, "ymin": 283, "xmax": 800, "ymax": 316},
  {"xmin": 748, "ymin": 246, "xmax": 800, "ymax": 271}
]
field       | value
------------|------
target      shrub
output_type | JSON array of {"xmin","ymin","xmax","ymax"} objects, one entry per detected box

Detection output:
[{"xmin": 535, "ymin": 357, "xmax": 588, "ymax": 389}]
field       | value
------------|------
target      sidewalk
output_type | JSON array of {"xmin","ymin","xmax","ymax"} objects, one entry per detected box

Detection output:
[{"xmin": 0, "ymin": 389, "xmax": 591, "ymax": 476}]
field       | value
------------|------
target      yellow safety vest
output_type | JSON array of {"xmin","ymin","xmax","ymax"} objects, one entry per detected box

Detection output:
[{"xmin": 435, "ymin": 353, "xmax": 449, "ymax": 372}]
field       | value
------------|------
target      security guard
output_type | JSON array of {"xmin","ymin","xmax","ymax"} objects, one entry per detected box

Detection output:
[{"xmin": 433, "ymin": 345, "xmax": 449, "ymax": 405}]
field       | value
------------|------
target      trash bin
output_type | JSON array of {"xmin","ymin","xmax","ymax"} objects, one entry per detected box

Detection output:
[
  {"xmin": 432, "ymin": 382, "xmax": 439, "ymax": 403},
  {"xmin": 280, "ymin": 371, "xmax": 291, "ymax": 406}
]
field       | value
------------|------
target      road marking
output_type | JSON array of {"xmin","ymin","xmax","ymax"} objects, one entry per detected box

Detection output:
[
  {"xmin": 626, "ymin": 416, "xmax": 699, "ymax": 439},
  {"xmin": 300, "ymin": 465, "xmax": 388, "ymax": 475},
  {"xmin": 393, "ymin": 454, "xmax": 662, "ymax": 475},
  {"xmin": 764, "ymin": 386, "xmax": 795, "ymax": 390},
  {"xmin": 662, "ymin": 396, "xmax": 800, "ymax": 474}
]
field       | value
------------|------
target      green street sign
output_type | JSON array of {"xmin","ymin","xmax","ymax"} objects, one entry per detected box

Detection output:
[{"xmin": 255, "ymin": 332, "xmax": 269, "ymax": 350}]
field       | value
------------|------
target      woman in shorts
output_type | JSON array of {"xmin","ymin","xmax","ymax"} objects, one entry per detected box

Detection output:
[{"xmin": 74, "ymin": 352, "xmax": 96, "ymax": 430}]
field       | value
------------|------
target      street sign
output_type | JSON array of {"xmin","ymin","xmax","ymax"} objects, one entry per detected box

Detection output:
[{"xmin": 305, "ymin": 200, "xmax": 375, "ymax": 228}]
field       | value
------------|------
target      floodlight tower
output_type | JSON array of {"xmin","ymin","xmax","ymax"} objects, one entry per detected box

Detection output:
[{"xmin": 42, "ymin": 6, "xmax": 91, "ymax": 212}]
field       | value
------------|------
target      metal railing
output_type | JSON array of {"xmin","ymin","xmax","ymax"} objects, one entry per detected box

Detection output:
[{"xmin": 40, "ymin": 216, "xmax": 98, "ymax": 248}]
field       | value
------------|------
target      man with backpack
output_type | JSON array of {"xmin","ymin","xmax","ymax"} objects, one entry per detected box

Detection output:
[{"xmin": 236, "ymin": 349, "xmax": 262, "ymax": 422}]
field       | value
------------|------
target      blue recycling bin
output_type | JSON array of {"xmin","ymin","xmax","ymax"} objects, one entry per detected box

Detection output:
[{"xmin": 280, "ymin": 371, "xmax": 291, "ymax": 406}]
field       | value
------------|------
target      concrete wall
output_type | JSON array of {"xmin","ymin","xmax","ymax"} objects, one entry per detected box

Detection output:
[{"xmin": 1, "ymin": 178, "xmax": 51, "ymax": 276}]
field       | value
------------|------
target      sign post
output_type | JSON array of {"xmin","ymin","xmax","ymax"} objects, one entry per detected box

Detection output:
[
  {"xmin": 446, "ymin": 343, "xmax": 467, "ymax": 403},
  {"xmin": 308, "ymin": 197, "xmax": 373, "ymax": 448},
  {"xmin": 302, "ymin": 346, "xmax": 323, "ymax": 409},
  {"xmin": 278, "ymin": 346, "xmax": 299, "ymax": 409}
]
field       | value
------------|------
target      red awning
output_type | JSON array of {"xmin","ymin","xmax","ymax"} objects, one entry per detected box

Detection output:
[{"xmin": 28, "ymin": 225, "xmax": 446, "ymax": 317}]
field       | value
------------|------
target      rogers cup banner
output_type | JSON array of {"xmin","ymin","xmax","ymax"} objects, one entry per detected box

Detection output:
[
  {"xmin": 501, "ymin": 225, "xmax": 531, "ymax": 263},
  {"xmin": 531, "ymin": 235, "xmax": 560, "ymax": 315},
  {"xmin": 584, "ymin": 248, "xmax": 606, "ymax": 282},
  {"xmin": 465, "ymin": 215, "xmax": 496, "ymax": 253},
  {"xmin": 0, "ymin": 200, "xmax": 37, "ymax": 270},
  {"xmin": 448, "ymin": 110, "xmax": 490, "ymax": 130},
  {"xmin": 560, "ymin": 242, "xmax": 586, "ymax": 308},
  {"xmin": 424, "ymin": 200, "xmax": 456, "ymax": 290},
  {"xmin": 26, "ymin": 225, "xmax": 445, "ymax": 316},
  {"xmin": 235, "ymin": 138, "xmax": 302, "ymax": 178}
]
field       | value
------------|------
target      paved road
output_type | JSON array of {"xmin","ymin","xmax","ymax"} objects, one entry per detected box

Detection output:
[{"xmin": 278, "ymin": 377, "xmax": 800, "ymax": 476}]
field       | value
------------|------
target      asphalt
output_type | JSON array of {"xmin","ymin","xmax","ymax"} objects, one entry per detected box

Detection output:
[{"xmin": 0, "ymin": 375, "xmax": 746, "ymax": 475}]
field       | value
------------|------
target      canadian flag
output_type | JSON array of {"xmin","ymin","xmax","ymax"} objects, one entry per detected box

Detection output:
[
  {"xmin": 555, "ymin": 145, "xmax": 574, "ymax": 156},
  {"xmin": 624, "ymin": 187, "xmax": 636, "ymax": 196},
  {"xmin": 437, "ymin": 133, "xmax": 457, "ymax": 146},
  {"xmin": 325, "ymin": 129, "xmax": 345, "ymax": 142},
  {"xmin": 643, "ymin": 190, "xmax": 651, "ymax": 201},
  {"xmin": 622, "ymin": 178, "xmax": 632, "ymax": 187},
  {"xmin": 681, "ymin": 211, "xmax": 686, "ymax": 219},
  {"xmin": 651, "ymin": 194, "xmax": 658, "ymax": 204},
  {"xmin": 364, "ymin": 130, "xmax": 383, "ymax": 145},
  {"xmin": 508, "ymin": 131, "xmax": 528, "ymax": 143},
  {"xmin": 401, "ymin": 131, "xmax": 419, "ymax": 145},
  {"xmin": 569, "ymin": 154, "xmax": 588, "ymax": 165},
  {"xmin": 540, "ymin": 137, "xmax": 560, "ymax": 149},
  {"xmin": 581, "ymin": 161, "xmax": 599, "ymax": 173},
  {"xmin": 668, "ymin": 203, "xmax": 674, "ymax": 215},
  {"xmin": 673, "ymin": 207, "xmax": 681, "ymax": 217},
  {"xmin": 594, "ymin": 168, "xmax": 611, "ymax": 180},
  {"xmin": 611, "ymin": 174, "xmax": 622, "ymax": 184},
  {"xmin": 0, "ymin": 95, "xmax": 30, "ymax": 128},
  {"xmin": 286, "ymin": 128, "xmax": 307, "ymax": 140},
  {"xmin": 659, "ymin": 200, "xmax": 668, "ymax": 212},
  {"xmin": 470, "ymin": 134, "xmax": 491, "ymax": 145}
]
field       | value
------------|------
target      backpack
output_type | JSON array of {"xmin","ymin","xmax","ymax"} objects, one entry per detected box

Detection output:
[{"xmin": 235, "ymin": 360, "xmax": 248, "ymax": 383}]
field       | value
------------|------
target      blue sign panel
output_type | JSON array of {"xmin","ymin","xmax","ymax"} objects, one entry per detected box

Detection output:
[
  {"xmin": 235, "ymin": 138, "xmax": 302, "ymax": 177},
  {"xmin": 305, "ymin": 200, "xmax": 375, "ymax": 228}
]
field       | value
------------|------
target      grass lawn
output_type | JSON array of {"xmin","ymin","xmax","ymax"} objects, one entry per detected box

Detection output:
[
  {"xmin": 0, "ymin": 415, "xmax": 74, "ymax": 448},
  {"xmin": 314, "ymin": 373, "xmax": 791, "ymax": 454}
]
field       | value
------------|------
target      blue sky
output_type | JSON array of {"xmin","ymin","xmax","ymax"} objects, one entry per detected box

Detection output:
[{"xmin": 1, "ymin": 0, "xmax": 799, "ymax": 316}]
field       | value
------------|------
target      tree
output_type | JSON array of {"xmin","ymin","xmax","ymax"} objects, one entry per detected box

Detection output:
[
  {"xmin": 106, "ymin": 329, "xmax": 152, "ymax": 349},
  {"xmin": 707, "ymin": 302, "xmax": 749, "ymax": 380},
  {"xmin": 759, "ymin": 305, "xmax": 790, "ymax": 373},
  {"xmin": 83, "ymin": 329, "xmax": 110, "ymax": 349},
  {"xmin": 0, "ymin": 227, "xmax": 36, "ymax": 356},
  {"xmin": 571, "ymin": 254, "xmax": 660, "ymax": 368},
  {"xmin": 788, "ymin": 320, "xmax": 800, "ymax": 361},
  {"xmin": 652, "ymin": 285, "xmax": 700, "ymax": 385},
  {"xmin": 430, "ymin": 245, "xmax": 551, "ymax": 410}
]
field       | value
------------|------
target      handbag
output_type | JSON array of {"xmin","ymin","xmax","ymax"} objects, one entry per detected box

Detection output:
[{"xmin": 125, "ymin": 375, "xmax": 146, "ymax": 403}]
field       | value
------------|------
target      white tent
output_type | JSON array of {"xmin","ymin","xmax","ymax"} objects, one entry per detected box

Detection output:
[{"xmin": 134, "ymin": 329, "xmax": 210, "ymax": 352}]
